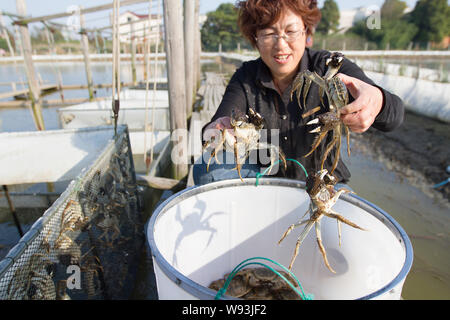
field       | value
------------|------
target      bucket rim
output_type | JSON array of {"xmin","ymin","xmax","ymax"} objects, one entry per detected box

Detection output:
[{"xmin": 146, "ymin": 178, "xmax": 413, "ymax": 300}]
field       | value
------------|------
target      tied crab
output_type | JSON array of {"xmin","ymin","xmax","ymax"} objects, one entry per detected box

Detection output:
[
  {"xmin": 278, "ymin": 169, "xmax": 366, "ymax": 273},
  {"xmin": 203, "ymin": 108, "xmax": 287, "ymax": 182},
  {"xmin": 290, "ymin": 52, "xmax": 351, "ymax": 174}
]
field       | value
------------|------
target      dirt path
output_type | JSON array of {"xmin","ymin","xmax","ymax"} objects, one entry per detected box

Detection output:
[{"xmin": 351, "ymin": 111, "xmax": 450, "ymax": 204}]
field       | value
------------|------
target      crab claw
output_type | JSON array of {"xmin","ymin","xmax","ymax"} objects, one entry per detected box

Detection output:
[
  {"xmin": 306, "ymin": 118, "xmax": 320, "ymax": 125},
  {"xmin": 309, "ymin": 127, "xmax": 322, "ymax": 133}
]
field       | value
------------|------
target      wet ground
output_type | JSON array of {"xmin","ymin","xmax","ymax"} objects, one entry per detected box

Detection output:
[
  {"xmin": 347, "ymin": 110, "xmax": 450, "ymax": 300},
  {"xmin": 353, "ymin": 111, "xmax": 450, "ymax": 202}
]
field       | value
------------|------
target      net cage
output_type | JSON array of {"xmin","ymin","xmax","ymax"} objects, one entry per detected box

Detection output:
[{"xmin": 0, "ymin": 126, "xmax": 144, "ymax": 300}]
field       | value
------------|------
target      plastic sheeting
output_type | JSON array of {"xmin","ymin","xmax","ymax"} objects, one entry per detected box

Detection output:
[{"xmin": 0, "ymin": 127, "xmax": 118, "ymax": 185}]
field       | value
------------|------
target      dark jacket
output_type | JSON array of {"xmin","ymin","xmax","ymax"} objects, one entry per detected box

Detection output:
[{"xmin": 205, "ymin": 48, "xmax": 405, "ymax": 182}]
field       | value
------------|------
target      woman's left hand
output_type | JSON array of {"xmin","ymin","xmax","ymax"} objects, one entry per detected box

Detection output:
[{"xmin": 336, "ymin": 73, "xmax": 383, "ymax": 133}]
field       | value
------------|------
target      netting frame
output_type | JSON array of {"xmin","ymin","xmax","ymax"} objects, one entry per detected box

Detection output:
[{"xmin": 0, "ymin": 125, "xmax": 144, "ymax": 300}]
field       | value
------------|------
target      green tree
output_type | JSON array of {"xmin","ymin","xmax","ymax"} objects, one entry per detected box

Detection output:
[
  {"xmin": 378, "ymin": 20, "xmax": 418, "ymax": 49},
  {"xmin": 348, "ymin": 0, "xmax": 417, "ymax": 50},
  {"xmin": 409, "ymin": 0, "xmax": 449, "ymax": 44},
  {"xmin": 0, "ymin": 38, "xmax": 7, "ymax": 51},
  {"xmin": 316, "ymin": 0, "xmax": 340, "ymax": 34},
  {"xmin": 200, "ymin": 3, "xmax": 246, "ymax": 52},
  {"xmin": 381, "ymin": 0, "xmax": 407, "ymax": 20}
]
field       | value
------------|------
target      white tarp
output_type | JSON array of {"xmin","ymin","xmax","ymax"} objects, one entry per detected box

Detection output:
[
  {"xmin": 57, "ymin": 92, "xmax": 170, "ymax": 131},
  {"xmin": 0, "ymin": 126, "xmax": 116, "ymax": 185},
  {"xmin": 366, "ymin": 71, "xmax": 450, "ymax": 123}
]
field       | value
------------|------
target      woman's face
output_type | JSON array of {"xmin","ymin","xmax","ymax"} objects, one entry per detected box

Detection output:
[{"xmin": 255, "ymin": 8, "xmax": 307, "ymax": 83}]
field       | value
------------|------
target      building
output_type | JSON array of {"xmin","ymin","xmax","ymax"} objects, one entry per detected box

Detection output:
[
  {"xmin": 116, "ymin": 11, "xmax": 163, "ymax": 44},
  {"xmin": 116, "ymin": 11, "xmax": 207, "ymax": 44}
]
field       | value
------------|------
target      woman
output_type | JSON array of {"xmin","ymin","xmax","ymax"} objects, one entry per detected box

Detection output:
[{"xmin": 198, "ymin": 0, "xmax": 404, "ymax": 184}]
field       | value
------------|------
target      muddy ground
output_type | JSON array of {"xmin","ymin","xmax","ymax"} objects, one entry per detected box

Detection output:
[{"xmin": 351, "ymin": 110, "xmax": 450, "ymax": 204}]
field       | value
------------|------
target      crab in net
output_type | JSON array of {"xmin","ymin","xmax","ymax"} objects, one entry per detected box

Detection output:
[
  {"xmin": 203, "ymin": 108, "xmax": 287, "ymax": 181},
  {"xmin": 291, "ymin": 52, "xmax": 351, "ymax": 174},
  {"xmin": 278, "ymin": 169, "xmax": 366, "ymax": 273},
  {"xmin": 209, "ymin": 267, "xmax": 301, "ymax": 300}
]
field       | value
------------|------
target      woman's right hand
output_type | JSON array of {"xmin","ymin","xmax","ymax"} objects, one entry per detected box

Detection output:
[{"xmin": 203, "ymin": 116, "xmax": 233, "ymax": 143}]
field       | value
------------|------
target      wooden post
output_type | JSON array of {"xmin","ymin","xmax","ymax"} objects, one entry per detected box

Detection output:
[
  {"xmin": 163, "ymin": 0, "xmax": 188, "ymax": 179},
  {"xmin": 94, "ymin": 29, "xmax": 101, "ymax": 54},
  {"xmin": 193, "ymin": 0, "xmax": 201, "ymax": 90},
  {"xmin": 130, "ymin": 18, "xmax": 137, "ymax": 86},
  {"xmin": 184, "ymin": 0, "xmax": 195, "ymax": 117},
  {"xmin": 3, "ymin": 185, "xmax": 24, "ymax": 237},
  {"xmin": 79, "ymin": 6, "xmax": 94, "ymax": 101},
  {"xmin": 143, "ymin": 26, "xmax": 148, "ymax": 81},
  {"xmin": 16, "ymin": 0, "xmax": 45, "ymax": 130}
]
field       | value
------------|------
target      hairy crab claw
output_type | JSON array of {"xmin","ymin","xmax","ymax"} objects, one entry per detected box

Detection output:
[{"xmin": 278, "ymin": 169, "xmax": 366, "ymax": 272}]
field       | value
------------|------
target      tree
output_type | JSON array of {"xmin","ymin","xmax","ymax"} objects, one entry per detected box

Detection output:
[
  {"xmin": 200, "ymin": 3, "xmax": 246, "ymax": 52},
  {"xmin": 316, "ymin": 0, "xmax": 340, "ymax": 34},
  {"xmin": 348, "ymin": 0, "xmax": 417, "ymax": 50},
  {"xmin": 381, "ymin": 0, "xmax": 407, "ymax": 20},
  {"xmin": 409, "ymin": 0, "xmax": 449, "ymax": 44}
]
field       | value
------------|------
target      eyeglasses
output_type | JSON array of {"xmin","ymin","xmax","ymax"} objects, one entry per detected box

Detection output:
[{"xmin": 255, "ymin": 29, "xmax": 306, "ymax": 46}]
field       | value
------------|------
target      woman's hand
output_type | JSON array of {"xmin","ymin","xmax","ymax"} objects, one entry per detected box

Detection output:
[
  {"xmin": 203, "ymin": 116, "xmax": 233, "ymax": 142},
  {"xmin": 337, "ymin": 73, "xmax": 383, "ymax": 133}
]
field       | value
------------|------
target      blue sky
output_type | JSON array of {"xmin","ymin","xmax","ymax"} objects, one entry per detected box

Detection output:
[{"xmin": 1, "ymin": 0, "xmax": 419, "ymax": 29}]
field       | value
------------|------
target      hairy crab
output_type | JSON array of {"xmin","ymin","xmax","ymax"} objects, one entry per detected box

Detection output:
[
  {"xmin": 278, "ymin": 169, "xmax": 366, "ymax": 272},
  {"xmin": 291, "ymin": 52, "xmax": 351, "ymax": 174},
  {"xmin": 203, "ymin": 108, "xmax": 287, "ymax": 181},
  {"xmin": 208, "ymin": 267, "xmax": 300, "ymax": 300}
]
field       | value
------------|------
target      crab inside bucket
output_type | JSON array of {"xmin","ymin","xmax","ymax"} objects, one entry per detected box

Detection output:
[{"xmin": 147, "ymin": 179, "xmax": 412, "ymax": 300}]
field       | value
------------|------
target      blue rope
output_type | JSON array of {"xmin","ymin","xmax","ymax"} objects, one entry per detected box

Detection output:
[
  {"xmin": 214, "ymin": 257, "xmax": 313, "ymax": 300},
  {"xmin": 433, "ymin": 177, "xmax": 450, "ymax": 188},
  {"xmin": 255, "ymin": 158, "xmax": 308, "ymax": 186}
]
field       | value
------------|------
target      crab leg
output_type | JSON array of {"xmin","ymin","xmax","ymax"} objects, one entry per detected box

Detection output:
[
  {"xmin": 318, "ymin": 86, "xmax": 326, "ymax": 109},
  {"xmin": 291, "ymin": 73, "xmax": 304, "ymax": 108},
  {"xmin": 337, "ymin": 220, "xmax": 342, "ymax": 246},
  {"xmin": 315, "ymin": 220, "xmax": 336, "ymax": 273},
  {"xmin": 320, "ymin": 135, "xmax": 338, "ymax": 171},
  {"xmin": 324, "ymin": 209, "xmax": 367, "ymax": 231},
  {"xmin": 284, "ymin": 216, "xmax": 318, "ymax": 270},
  {"xmin": 301, "ymin": 106, "xmax": 321, "ymax": 119},
  {"xmin": 304, "ymin": 130, "xmax": 328, "ymax": 158},
  {"xmin": 233, "ymin": 141, "xmax": 244, "ymax": 182},
  {"xmin": 345, "ymin": 124, "xmax": 351, "ymax": 157},
  {"xmin": 206, "ymin": 150, "xmax": 215, "ymax": 172},
  {"xmin": 302, "ymin": 77, "xmax": 312, "ymax": 108},
  {"xmin": 330, "ymin": 129, "xmax": 341, "ymax": 174}
]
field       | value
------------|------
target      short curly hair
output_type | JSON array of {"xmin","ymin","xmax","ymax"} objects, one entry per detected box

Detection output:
[{"xmin": 236, "ymin": 0, "xmax": 321, "ymax": 48}]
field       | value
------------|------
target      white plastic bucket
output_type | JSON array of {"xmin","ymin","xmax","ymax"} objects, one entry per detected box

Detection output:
[{"xmin": 146, "ymin": 178, "xmax": 413, "ymax": 300}]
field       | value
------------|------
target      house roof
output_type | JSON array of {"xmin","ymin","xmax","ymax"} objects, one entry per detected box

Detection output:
[{"xmin": 123, "ymin": 11, "xmax": 160, "ymax": 20}]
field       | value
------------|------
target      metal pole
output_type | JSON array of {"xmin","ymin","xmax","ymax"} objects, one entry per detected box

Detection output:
[{"xmin": 2, "ymin": 185, "xmax": 24, "ymax": 238}]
